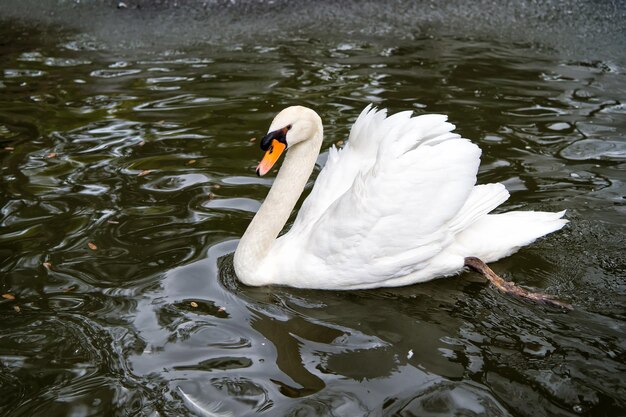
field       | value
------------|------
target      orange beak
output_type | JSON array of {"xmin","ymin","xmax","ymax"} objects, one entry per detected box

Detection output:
[{"xmin": 256, "ymin": 139, "xmax": 286, "ymax": 176}]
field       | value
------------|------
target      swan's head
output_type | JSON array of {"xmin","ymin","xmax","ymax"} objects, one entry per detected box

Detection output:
[{"xmin": 256, "ymin": 106, "xmax": 321, "ymax": 176}]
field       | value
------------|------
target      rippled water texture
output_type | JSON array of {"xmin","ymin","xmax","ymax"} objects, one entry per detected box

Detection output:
[{"xmin": 1, "ymin": 1, "xmax": 625, "ymax": 416}]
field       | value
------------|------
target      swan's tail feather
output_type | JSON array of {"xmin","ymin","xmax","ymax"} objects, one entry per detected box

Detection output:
[
  {"xmin": 454, "ymin": 210, "xmax": 568, "ymax": 263},
  {"xmin": 449, "ymin": 183, "xmax": 510, "ymax": 234}
]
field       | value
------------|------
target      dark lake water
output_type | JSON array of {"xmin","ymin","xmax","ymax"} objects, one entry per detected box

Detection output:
[{"xmin": 1, "ymin": 1, "xmax": 625, "ymax": 416}]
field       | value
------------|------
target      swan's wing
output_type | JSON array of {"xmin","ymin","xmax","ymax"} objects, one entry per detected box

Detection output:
[
  {"xmin": 297, "ymin": 111, "xmax": 483, "ymax": 287},
  {"xmin": 290, "ymin": 105, "xmax": 396, "ymax": 233}
]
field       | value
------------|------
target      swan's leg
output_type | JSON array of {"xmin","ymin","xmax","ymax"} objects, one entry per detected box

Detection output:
[{"xmin": 463, "ymin": 257, "xmax": 572, "ymax": 310}]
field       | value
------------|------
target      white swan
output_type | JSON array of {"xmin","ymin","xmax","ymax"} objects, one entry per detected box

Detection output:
[{"xmin": 234, "ymin": 105, "xmax": 568, "ymax": 294}]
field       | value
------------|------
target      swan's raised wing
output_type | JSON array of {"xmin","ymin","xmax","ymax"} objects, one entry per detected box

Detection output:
[
  {"xmin": 290, "ymin": 105, "xmax": 396, "ymax": 233},
  {"xmin": 285, "ymin": 109, "xmax": 485, "ymax": 288}
]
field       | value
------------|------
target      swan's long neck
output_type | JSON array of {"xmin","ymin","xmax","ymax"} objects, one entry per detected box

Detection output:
[{"xmin": 234, "ymin": 126, "xmax": 322, "ymax": 285}]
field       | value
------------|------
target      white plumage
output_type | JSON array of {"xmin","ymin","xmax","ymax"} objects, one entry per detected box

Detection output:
[{"xmin": 233, "ymin": 105, "xmax": 567, "ymax": 289}]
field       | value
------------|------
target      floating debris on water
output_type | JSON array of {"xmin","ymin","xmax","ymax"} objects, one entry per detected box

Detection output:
[{"xmin": 63, "ymin": 285, "xmax": 78, "ymax": 293}]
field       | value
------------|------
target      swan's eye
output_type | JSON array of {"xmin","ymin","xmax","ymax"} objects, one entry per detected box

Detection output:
[{"xmin": 286, "ymin": 124, "xmax": 292, "ymax": 130}]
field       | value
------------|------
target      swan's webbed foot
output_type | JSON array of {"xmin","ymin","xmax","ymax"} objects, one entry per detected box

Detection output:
[{"xmin": 463, "ymin": 257, "xmax": 572, "ymax": 310}]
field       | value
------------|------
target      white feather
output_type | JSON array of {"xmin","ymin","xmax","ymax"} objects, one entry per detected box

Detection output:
[{"xmin": 234, "ymin": 105, "xmax": 568, "ymax": 289}]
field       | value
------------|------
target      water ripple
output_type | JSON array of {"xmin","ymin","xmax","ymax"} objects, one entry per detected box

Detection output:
[{"xmin": 0, "ymin": 25, "xmax": 624, "ymax": 417}]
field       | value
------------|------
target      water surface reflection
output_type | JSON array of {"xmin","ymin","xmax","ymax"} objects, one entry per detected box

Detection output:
[{"xmin": 1, "ymin": 14, "xmax": 625, "ymax": 417}]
